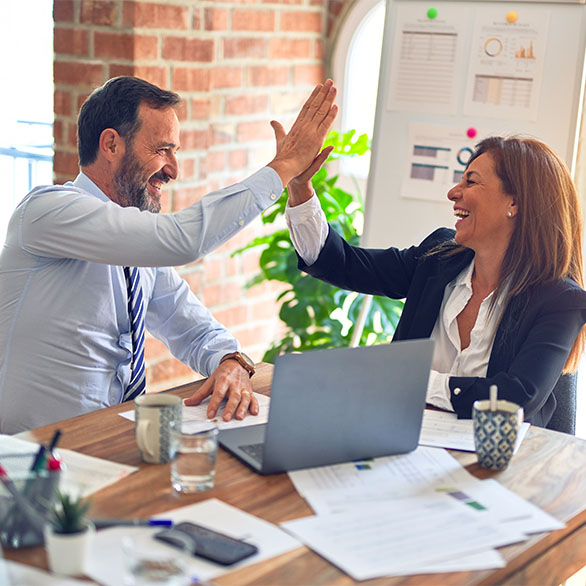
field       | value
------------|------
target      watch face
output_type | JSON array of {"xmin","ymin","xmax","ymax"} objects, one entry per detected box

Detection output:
[{"xmin": 240, "ymin": 352, "xmax": 255, "ymax": 368}]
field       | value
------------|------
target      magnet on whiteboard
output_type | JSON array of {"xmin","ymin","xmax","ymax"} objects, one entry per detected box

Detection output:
[
  {"xmin": 507, "ymin": 11, "xmax": 517, "ymax": 23},
  {"xmin": 427, "ymin": 7, "xmax": 438, "ymax": 19},
  {"xmin": 466, "ymin": 127, "xmax": 477, "ymax": 139}
]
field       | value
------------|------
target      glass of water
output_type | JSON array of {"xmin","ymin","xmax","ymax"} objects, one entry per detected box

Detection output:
[
  {"xmin": 171, "ymin": 426, "xmax": 218, "ymax": 493},
  {"xmin": 122, "ymin": 532, "xmax": 189, "ymax": 585}
]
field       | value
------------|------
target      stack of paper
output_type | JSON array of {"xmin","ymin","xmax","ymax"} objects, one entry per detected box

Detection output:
[
  {"xmin": 419, "ymin": 410, "xmax": 530, "ymax": 452},
  {"xmin": 283, "ymin": 446, "xmax": 563, "ymax": 580}
]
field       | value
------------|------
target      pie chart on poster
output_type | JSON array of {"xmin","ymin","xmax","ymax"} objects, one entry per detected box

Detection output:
[{"xmin": 484, "ymin": 37, "xmax": 503, "ymax": 57}]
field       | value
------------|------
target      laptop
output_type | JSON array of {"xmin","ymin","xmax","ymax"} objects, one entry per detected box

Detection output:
[{"xmin": 218, "ymin": 339, "xmax": 434, "ymax": 475}]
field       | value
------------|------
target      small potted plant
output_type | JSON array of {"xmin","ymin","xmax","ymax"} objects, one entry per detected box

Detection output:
[{"xmin": 44, "ymin": 490, "xmax": 94, "ymax": 576}]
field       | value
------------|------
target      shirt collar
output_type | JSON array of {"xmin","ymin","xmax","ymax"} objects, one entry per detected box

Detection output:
[
  {"xmin": 449, "ymin": 258, "xmax": 508, "ymax": 308},
  {"xmin": 71, "ymin": 172, "xmax": 111, "ymax": 203},
  {"xmin": 450, "ymin": 258, "xmax": 475, "ymax": 292}
]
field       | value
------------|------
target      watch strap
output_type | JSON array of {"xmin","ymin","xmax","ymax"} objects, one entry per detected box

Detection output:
[{"xmin": 219, "ymin": 352, "xmax": 255, "ymax": 378}]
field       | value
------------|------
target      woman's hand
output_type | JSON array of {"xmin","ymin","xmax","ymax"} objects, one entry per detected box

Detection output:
[{"xmin": 287, "ymin": 145, "xmax": 334, "ymax": 207}]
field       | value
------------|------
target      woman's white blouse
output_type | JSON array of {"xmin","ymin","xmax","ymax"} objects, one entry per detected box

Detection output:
[{"xmin": 285, "ymin": 195, "xmax": 506, "ymax": 412}]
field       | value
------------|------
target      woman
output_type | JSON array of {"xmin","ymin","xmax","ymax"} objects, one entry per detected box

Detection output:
[{"xmin": 285, "ymin": 136, "xmax": 586, "ymax": 427}]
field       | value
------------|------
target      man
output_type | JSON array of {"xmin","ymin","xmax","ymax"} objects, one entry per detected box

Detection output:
[{"xmin": 0, "ymin": 76, "xmax": 337, "ymax": 434}]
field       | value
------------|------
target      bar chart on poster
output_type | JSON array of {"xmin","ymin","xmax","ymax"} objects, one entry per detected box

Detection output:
[{"xmin": 362, "ymin": 0, "xmax": 586, "ymax": 249}]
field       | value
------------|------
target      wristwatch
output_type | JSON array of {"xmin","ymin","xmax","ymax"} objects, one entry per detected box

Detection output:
[{"xmin": 220, "ymin": 351, "xmax": 256, "ymax": 378}]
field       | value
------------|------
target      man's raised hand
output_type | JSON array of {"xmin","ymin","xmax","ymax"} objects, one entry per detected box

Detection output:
[{"xmin": 268, "ymin": 79, "xmax": 338, "ymax": 187}]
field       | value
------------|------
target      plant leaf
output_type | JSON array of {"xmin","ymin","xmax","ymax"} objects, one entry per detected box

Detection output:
[{"xmin": 233, "ymin": 129, "xmax": 403, "ymax": 362}]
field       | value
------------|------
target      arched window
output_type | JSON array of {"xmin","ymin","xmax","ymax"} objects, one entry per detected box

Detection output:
[{"xmin": 331, "ymin": 0, "xmax": 385, "ymax": 180}]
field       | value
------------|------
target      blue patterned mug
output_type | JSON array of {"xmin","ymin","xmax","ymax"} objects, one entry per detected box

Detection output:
[
  {"xmin": 473, "ymin": 399, "xmax": 524, "ymax": 470},
  {"xmin": 134, "ymin": 394, "xmax": 182, "ymax": 463}
]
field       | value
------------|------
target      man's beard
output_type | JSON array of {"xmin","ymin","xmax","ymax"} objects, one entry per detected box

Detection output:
[{"xmin": 113, "ymin": 148, "xmax": 169, "ymax": 213}]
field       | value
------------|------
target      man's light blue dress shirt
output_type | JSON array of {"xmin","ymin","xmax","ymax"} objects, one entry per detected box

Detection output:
[{"xmin": 0, "ymin": 168, "xmax": 282, "ymax": 434}]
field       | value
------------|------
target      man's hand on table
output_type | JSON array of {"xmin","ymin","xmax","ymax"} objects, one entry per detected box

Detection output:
[{"xmin": 183, "ymin": 360, "xmax": 259, "ymax": 421}]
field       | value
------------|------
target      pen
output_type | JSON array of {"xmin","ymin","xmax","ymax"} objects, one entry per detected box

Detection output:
[
  {"xmin": 191, "ymin": 577, "xmax": 217, "ymax": 586},
  {"xmin": 29, "ymin": 444, "xmax": 47, "ymax": 473},
  {"xmin": 31, "ymin": 429, "xmax": 62, "ymax": 473},
  {"xmin": 93, "ymin": 518, "xmax": 174, "ymax": 529},
  {"xmin": 47, "ymin": 429, "xmax": 62, "ymax": 454}
]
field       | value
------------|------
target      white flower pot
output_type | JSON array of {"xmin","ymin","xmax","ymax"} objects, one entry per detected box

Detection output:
[{"xmin": 44, "ymin": 521, "xmax": 95, "ymax": 576}]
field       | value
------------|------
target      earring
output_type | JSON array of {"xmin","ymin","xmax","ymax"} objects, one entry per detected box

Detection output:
[{"xmin": 507, "ymin": 211, "xmax": 513, "ymax": 218}]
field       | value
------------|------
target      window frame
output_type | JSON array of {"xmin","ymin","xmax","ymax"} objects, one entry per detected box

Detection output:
[{"xmin": 330, "ymin": 0, "xmax": 385, "ymax": 186}]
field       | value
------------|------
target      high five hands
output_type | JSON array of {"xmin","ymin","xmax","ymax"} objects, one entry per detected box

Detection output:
[{"xmin": 268, "ymin": 79, "xmax": 338, "ymax": 189}]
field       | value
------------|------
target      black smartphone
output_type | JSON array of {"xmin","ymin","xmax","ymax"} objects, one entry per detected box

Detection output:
[{"xmin": 154, "ymin": 521, "xmax": 259, "ymax": 566}]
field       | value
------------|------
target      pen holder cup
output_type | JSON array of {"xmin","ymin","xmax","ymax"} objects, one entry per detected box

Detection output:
[{"xmin": 0, "ymin": 453, "xmax": 61, "ymax": 549}]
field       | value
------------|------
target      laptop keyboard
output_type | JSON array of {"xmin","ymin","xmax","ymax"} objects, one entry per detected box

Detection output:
[{"xmin": 239, "ymin": 442, "xmax": 264, "ymax": 464}]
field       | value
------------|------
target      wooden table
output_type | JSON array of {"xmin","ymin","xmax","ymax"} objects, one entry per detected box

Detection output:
[{"xmin": 6, "ymin": 363, "xmax": 586, "ymax": 585}]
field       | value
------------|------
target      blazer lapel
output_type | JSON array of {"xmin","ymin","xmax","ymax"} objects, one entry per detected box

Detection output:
[{"xmin": 397, "ymin": 250, "xmax": 474, "ymax": 340}]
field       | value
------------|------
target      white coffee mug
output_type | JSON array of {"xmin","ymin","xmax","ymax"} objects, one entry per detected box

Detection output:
[{"xmin": 134, "ymin": 394, "xmax": 182, "ymax": 463}]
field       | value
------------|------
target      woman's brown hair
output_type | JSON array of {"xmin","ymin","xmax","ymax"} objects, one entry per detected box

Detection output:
[{"xmin": 470, "ymin": 136, "xmax": 585, "ymax": 372}]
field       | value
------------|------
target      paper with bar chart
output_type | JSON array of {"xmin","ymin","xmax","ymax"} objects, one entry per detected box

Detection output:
[
  {"xmin": 386, "ymin": 4, "xmax": 469, "ymax": 115},
  {"xmin": 401, "ymin": 122, "xmax": 493, "ymax": 202},
  {"xmin": 463, "ymin": 6, "xmax": 550, "ymax": 121}
]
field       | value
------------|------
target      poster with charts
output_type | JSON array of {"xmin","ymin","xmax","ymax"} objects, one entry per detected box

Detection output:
[
  {"xmin": 463, "ymin": 6, "xmax": 550, "ymax": 121},
  {"xmin": 402, "ymin": 122, "xmax": 490, "ymax": 203},
  {"xmin": 386, "ymin": 4, "xmax": 469, "ymax": 115}
]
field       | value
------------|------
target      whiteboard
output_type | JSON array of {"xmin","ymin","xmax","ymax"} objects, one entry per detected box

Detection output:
[{"xmin": 363, "ymin": 0, "xmax": 586, "ymax": 249}]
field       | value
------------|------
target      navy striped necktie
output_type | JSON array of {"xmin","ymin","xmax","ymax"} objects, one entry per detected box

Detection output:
[{"xmin": 122, "ymin": 266, "xmax": 146, "ymax": 402}]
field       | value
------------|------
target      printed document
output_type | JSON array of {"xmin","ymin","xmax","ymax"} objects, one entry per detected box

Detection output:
[
  {"xmin": 463, "ymin": 6, "xmax": 550, "ymax": 121},
  {"xmin": 387, "ymin": 4, "xmax": 469, "ymax": 114},
  {"xmin": 288, "ymin": 445, "xmax": 474, "ymax": 498},
  {"xmin": 281, "ymin": 493, "xmax": 523, "ymax": 581},
  {"xmin": 86, "ymin": 498, "xmax": 301, "ymax": 586},
  {"xmin": 286, "ymin": 445, "xmax": 561, "ymax": 576},
  {"xmin": 0, "ymin": 434, "xmax": 137, "ymax": 498},
  {"xmin": 0, "ymin": 559, "xmax": 88, "ymax": 585},
  {"xmin": 437, "ymin": 478, "xmax": 564, "ymax": 536},
  {"xmin": 419, "ymin": 410, "xmax": 530, "ymax": 452},
  {"xmin": 119, "ymin": 392, "xmax": 270, "ymax": 433}
]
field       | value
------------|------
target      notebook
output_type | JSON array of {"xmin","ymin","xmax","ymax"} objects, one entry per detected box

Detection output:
[{"xmin": 218, "ymin": 339, "xmax": 434, "ymax": 475}]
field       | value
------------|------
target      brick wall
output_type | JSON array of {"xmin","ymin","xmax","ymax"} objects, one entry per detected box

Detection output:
[{"xmin": 53, "ymin": 0, "xmax": 350, "ymax": 392}]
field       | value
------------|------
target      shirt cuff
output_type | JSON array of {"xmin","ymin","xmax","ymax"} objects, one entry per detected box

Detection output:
[
  {"xmin": 207, "ymin": 344, "xmax": 241, "ymax": 375},
  {"xmin": 285, "ymin": 193, "xmax": 322, "ymax": 218},
  {"xmin": 285, "ymin": 194, "xmax": 329, "ymax": 266},
  {"xmin": 426, "ymin": 370, "xmax": 455, "ymax": 412},
  {"xmin": 242, "ymin": 167, "xmax": 284, "ymax": 207}
]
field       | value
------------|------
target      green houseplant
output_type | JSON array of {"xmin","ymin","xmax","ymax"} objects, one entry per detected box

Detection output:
[
  {"xmin": 44, "ymin": 490, "xmax": 94, "ymax": 576},
  {"xmin": 49, "ymin": 490, "xmax": 91, "ymax": 534},
  {"xmin": 234, "ymin": 130, "xmax": 404, "ymax": 362}
]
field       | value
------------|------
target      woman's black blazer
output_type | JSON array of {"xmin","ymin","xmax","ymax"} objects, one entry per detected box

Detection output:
[{"xmin": 298, "ymin": 227, "xmax": 586, "ymax": 427}]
